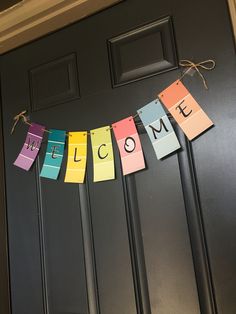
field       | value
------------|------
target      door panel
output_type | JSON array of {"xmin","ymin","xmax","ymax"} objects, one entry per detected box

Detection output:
[
  {"xmin": 134, "ymin": 132, "xmax": 200, "ymax": 314},
  {"xmin": 87, "ymin": 146, "xmax": 138, "ymax": 314},
  {"xmin": 37, "ymin": 169, "xmax": 89, "ymax": 314},
  {"xmin": 1, "ymin": 0, "xmax": 236, "ymax": 313}
]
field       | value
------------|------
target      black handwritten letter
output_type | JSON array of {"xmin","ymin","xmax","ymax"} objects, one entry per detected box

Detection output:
[
  {"xmin": 51, "ymin": 146, "xmax": 60, "ymax": 159},
  {"xmin": 26, "ymin": 137, "xmax": 39, "ymax": 151},
  {"xmin": 74, "ymin": 148, "xmax": 81, "ymax": 162},
  {"xmin": 149, "ymin": 119, "xmax": 169, "ymax": 140},
  {"xmin": 176, "ymin": 99, "xmax": 192, "ymax": 117},
  {"xmin": 124, "ymin": 137, "xmax": 136, "ymax": 153},
  {"xmin": 98, "ymin": 144, "xmax": 108, "ymax": 159}
]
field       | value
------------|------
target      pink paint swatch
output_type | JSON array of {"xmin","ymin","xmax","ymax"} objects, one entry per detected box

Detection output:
[
  {"xmin": 112, "ymin": 116, "xmax": 145, "ymax": 175},
  {"xmin": 14, "ymin": 123, "xmax": 45, "ymax": 171}
]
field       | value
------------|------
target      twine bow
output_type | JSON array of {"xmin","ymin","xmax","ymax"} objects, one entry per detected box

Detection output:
[
  {"xmin": 179, "ymin": 59, "xmax": 216, "ymax": 89},
  {"xmin": 11, "ymin": 110, "xmax": 31, "ymax": 134}
]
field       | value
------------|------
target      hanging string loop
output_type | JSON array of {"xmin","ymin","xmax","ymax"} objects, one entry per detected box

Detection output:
[{"xmin": 178, "ymin": 59, "xmax": 216, "ymax": 89}]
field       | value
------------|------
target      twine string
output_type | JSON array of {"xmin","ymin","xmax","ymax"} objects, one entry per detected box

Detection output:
[
  {"xmin": 11, "ymin": 60, "xmax": 215, "ymax": 135},
  {"xmin": 11, "ymin": 110, "xmax": 32, "ymax": 134},
  {"xmin": 178, "ymin": 59, "xmax": 216, "ymax": 89},
  {"xmin": 11, "ymin": 110, "xmax": 142, "ymax": 136},
  {"xmin": 11, "ymin": 110, "xmax": 53, "ymax": 135}
]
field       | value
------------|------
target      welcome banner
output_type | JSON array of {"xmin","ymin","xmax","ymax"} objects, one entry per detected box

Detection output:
[
  {"xmin": 112, "ymin": 116, "xmax": 145, "ymax": 175},
  {"xmin": 40, "ymin": 129, "xmax": 66, "ymax": 180},
  {"xmin": 64, "ymin": 131, "xmax": 87, "ymax": 183},
  {"xmin": 159, "ymin": 80, "xmax": 213, "ymax": 140},
  {"xmin": 91, "ymin": 126, "xmax": 115, "ymax": 182},
  {"xmin": 14, "ymin": 123, "xmax": 45, "ymax": 170},
  {"xmin": 138, "ymin": 99, "xmax": 181, "ymax": 159},
  {"xmin": 13, "ymin": 80, "xmax": 214, "ymax": 182}
]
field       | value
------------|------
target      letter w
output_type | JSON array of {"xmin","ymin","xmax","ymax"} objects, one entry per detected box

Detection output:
[{"xmin": 26, "ymin": 137, "xmax": 39, "ymax": 151}]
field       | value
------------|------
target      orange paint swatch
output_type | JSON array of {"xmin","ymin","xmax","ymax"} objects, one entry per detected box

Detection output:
[{"xmin": 159, "ymin": 80, "xmax": 213, "ymax": 140}]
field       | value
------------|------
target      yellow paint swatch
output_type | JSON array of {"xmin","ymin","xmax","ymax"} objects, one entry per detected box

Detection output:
[
  {"xmin": 90, "ymin": 126, "xmax": 115, "ymax": 182},
  {"xmin": 64, "ymin": 131, "xmax": 87, "ymax": 183}
]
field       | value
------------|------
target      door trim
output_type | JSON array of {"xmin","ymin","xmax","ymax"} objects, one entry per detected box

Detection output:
[
  {"xmin": 0, "ymin": 0, "xmax": 122, "ymax": 54},
  {"xmin": 0, "ymin": 85, "xmax": 11, "ymax": 314}
]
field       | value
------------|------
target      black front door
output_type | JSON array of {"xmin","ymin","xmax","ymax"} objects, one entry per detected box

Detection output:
[{"xmin": 1, "ymin": 0, "xmax": 236, "ymax": 313}]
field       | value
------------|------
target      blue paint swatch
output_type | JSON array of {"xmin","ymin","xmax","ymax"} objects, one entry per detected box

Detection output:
[
  {"xmin": 138, "ymin": 99, "xmax": 181, "ymax": 159},
  {"xmin": 40, "ymin": 129, "xmax": 66, "ymax": 180}
]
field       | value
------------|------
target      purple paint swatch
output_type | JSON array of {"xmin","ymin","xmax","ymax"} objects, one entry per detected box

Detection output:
[{"xmin": 14, "ymin": 123, "xmax": 45, "ymax": 171}]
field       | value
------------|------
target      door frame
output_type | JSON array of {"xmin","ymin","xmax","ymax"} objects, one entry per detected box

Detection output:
[
  {"xmin": 0, "ymin": 83, "xmax": 11, "ymax": 314},
  {"xmin": 0, "ymin": 0, "xmax": 122, "ymax": 54}
]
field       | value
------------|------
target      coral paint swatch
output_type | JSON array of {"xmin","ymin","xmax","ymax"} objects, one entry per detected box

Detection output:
[
  {"xmin": 159, "ymin": 80, "xmax": 213, "ymax": 140},
  {"xmin": 112, "ymin": 117, "xmax": 145, "ymax": 175},
  {"xmin": 138, "ymin": 99, "xmax": 180, "ymax": 159},
  {"xmin": 40, "ymin": 129, "xmax": 66, "ymax": 180},
  {"xmin": 90, "ymin": 126, "xmax": 115, "ymax": 182},
  {"xmin": 64, "ymin": 132, "xmax": 87, "ymax": 183},
  {"xmin": 14, "ymin": 123, "xmax": 45, "ymax": 171}
]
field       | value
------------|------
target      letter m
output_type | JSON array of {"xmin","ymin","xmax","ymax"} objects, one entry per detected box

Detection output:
[{"xmin": 148, "ymin": 118, "xmax": 169, "ymax": 140}]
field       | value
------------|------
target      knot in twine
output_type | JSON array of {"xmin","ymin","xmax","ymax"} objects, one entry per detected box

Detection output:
[
  {"xmin": 11, "ymin": 110, "xmax": 31, "ymax": 134},
  {"xmin": 179, "ymin": 59, "xmax": 216, "ymax": 89}
]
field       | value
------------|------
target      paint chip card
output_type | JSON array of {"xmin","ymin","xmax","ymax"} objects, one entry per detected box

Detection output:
[
  {"xmin": 158, "ymin": 80, "xmax": 213, "ymax": 140},
  {"xmin": 14, "ymin": 123, "xmax": 45, "ymax": 171},
  {"xmin": 40, "ymin": 129, "xmax": 66, "ymax": 180},
  {"xmin": 90, "ymin": 126, "xmax": 115, "ymax": 182},
  {"xmin": 138, "ymin": 99, "xmax": 181, "ymax": 159},
  {"xmin": 64, "ymin": 131, "xmax": 87, "ymax": 183},
  {"xmin": 112, "ymin": 116, "xmax": 145, "ymax": 175}
]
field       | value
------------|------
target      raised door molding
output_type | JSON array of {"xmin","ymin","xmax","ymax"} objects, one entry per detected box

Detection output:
[{"xmin": 0, "ymin": 0, "xmax": 121, "ymax": 54}]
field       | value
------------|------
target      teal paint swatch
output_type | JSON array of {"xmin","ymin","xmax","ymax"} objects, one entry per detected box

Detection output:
[
  {"xmin": 138, "ymin": 99, "xmax": 180, "ymax": 159},
  {"xmin": 40, "ymin": 129, "xmax": 66, "ymax": 180}
]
